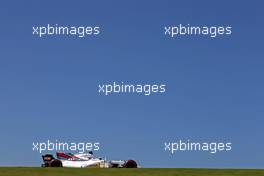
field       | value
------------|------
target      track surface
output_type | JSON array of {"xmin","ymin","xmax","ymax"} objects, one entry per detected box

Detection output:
[{"xmin": 0, "ymin": 168, "xmax": 264, "ymax": 176}]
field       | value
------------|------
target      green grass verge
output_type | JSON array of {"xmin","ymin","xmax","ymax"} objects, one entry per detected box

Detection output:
[{"xmin": 0, "ymin": 167, "xmax": 263, "ymax": 176}]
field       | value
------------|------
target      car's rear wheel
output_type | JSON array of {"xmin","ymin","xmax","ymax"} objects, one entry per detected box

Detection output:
[{"xmin": 123, "ymin": 160, "xmax": 137, "ymax": 168}]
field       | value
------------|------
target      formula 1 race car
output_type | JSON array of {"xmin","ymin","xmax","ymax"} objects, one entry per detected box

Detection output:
[{"xmin": 41, "ymin": 152, "xmax": 138, "ymax": 168}]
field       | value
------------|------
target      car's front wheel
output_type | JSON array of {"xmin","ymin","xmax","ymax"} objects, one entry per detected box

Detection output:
[{"xmin": 50, "ymin": 159, "xmax": 63, "ymax": 167}]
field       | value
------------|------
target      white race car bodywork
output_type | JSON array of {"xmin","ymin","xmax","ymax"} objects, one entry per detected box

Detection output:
[
  {"xmin": 42, "ymin": 152, "xmax": 137, "ymax": 168},
  {"xmin": 61, "ymin": 158, "xmax": 103, "ymax": 168},
  {"xmin": 58, "ymin": 152, "xmax": 105, "ymax": 168}
]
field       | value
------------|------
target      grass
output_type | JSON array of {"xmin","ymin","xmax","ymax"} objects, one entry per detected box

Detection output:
[{"xmin": 0, "ymin": 167, "xmax": 263, "ymax": 176}]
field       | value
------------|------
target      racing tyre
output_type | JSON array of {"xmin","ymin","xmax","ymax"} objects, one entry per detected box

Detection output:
[
  {"xmin": 50, "ymin": 159, "xmax": 63, "ymax": 167},
  {"xmin": 123, "ymin": 160, "xmax": 137, "ymax": 168}
]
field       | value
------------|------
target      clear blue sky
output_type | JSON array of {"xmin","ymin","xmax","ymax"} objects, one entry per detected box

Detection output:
[{"xmin": 0, "ymin": 0, "xmax": 263, "ymax": 168}]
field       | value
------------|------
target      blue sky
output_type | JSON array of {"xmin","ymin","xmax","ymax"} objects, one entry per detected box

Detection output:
[{"xmin": 0, "ymin": 0, "xmax": 263, "ymax": 168}]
